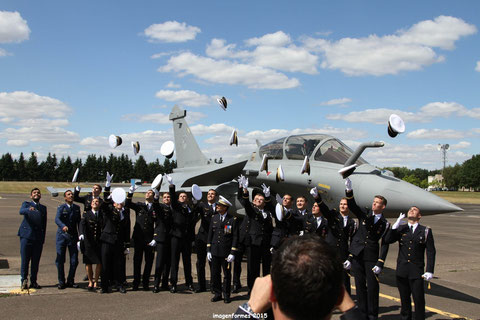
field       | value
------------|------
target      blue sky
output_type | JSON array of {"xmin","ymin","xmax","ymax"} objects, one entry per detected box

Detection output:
[{"xmin": 1, "ymin": 0, "xmax": 479, "ymax": 170}]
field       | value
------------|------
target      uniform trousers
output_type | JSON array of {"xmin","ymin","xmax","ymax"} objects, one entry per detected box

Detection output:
[
  {"xmin": 233, "ymin": 244, "xmax": 245, "ymax": 288},
  {"xmin": 154, "ymin": 241, "xmax": 171, "ymax": 287},
  {"xmin": 133, "ymin": 241, "xmax": 154, "ymax": 286},
  {"xmin": 396, "ymin": 275, "xmax": 425, "ymax": 320},
  {"xmin": 170, "ymin": 236, "xmax": 193, "ymax": 286},
  {"xmin": 246, "ymin": 244, "xmax": 271, "ymax": 291},
  {"xmin": 352, "ymin": 254, "xmax": 380, "ymax": 320},
  {"xmin": 55, "ymin": 241, "xmax": 78, "ymax": 285},
  {"xmin": 211, "ymin": 255, "xmax": 231, "ymax": 298},
  {"xmin": 195, "ymin": 238, "xmax": 211, "ymax": 290},
  {"xmin": 20, "ymin": 237, "xmax": 43, "ymax": 283},
  {"xmin": 101, "ymin": 242, "xmax": 123, "ymax": 289}
]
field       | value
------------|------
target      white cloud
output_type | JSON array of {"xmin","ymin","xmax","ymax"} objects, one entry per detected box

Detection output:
[
  {"xmin": 407, "ymin": 128, "xmax": 466, "ymax": 139},
  {"xmin": 144, "ymin": 21, "xmax": 200, "ymax": 43},
  {"xmin": 326, "ymin": 101, "xmax": 480, "ymax": 124},
  {"xmin": 6, "ymin": 139, "xmax": 28, "ymax": 147},
  {"xmin": 122, "ymin": 110, "xmax": 206, "ymax": 124},
  {"xmin": 0, "ymin": 91, "xmax": 72, "ymax": 120},
  {"xmin": 304, "ymin": 16, "xmax": 476, "ymax": 76},
  {"xmin": 451, "ymin": 141, "xmax": 471, "ymax": 149},
  {"xmin": 245, "ymin": 31, "xmax": 292, "ymax": 47},
  {"xmin": 0, "ymin": 11, "xmax": 30, "ymax": 43},
  {"xmin": 159, "ymin": 52, "xmax": 300, "ymax": 89},
  {"xmin": 2, "ymin": 126, "xmax": 79, "ymax": 143},
  {"xmin": 155, "ymin": 89, "xmax": 213, "ymax": 107},
  {"xmin": 52, "ymin": 144, "xmax": 71, "ymax": 150},
  {"xmin": 190, "ymin": 123, "xmax": 235, "ymax": 136},
  {"xmin": 166, "ymin": 81, "xmax": 181, "ymax": 88},
  {"xmin": 0, "ymin": 48, "xmax": 10, "ymax": 57},
  {"xmin": 476, "ymin": 61, "xmax": 480, "ymax": 72},
  {"xmin": 320, "ymin": 98, "xmax": 352, "ymax": 106}
]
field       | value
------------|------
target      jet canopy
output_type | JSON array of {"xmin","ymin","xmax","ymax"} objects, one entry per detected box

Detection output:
[{"xmin": 259, "ymin": 134, "xmax": 367, "ymax": 165}]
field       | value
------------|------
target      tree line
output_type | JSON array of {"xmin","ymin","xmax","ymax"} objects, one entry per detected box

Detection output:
[
  {"xmin": 383, "ymin": 154, "xmax": 480, "ymax": 190},
  {"xmin": 0, "ymin": 152, "xmax": 177, "ymax": 183}
]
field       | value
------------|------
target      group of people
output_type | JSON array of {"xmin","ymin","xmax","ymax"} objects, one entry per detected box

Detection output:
[{"xmin": 17, "ymin": 172, "xmax": 436, "ymax": 320}]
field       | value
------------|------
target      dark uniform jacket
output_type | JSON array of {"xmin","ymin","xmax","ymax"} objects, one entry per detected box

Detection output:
[
  {"xmin": 125, "ymin": 195, "xmax": 156, "ymax": 245},
  {"xmin": 346, "ymin": 190, "xmax": 390, "ymax": 268},
  {"xmin": 18, "ymin": 201, "xmax": 47, "ymax": 244},
  {"xmin": 55, "ymin": 203, "xmax": 81, "ymax": 245},
  {"xmin": 194, "ymin": 201, "xmax": 216, "ymax": 243},
  {"xmin": 73, "ymin": 188, "xmax": 103, "ymax": 213},
  {"xmin": 385, "ymin": 224, "xmax": 436, "ymax": 279},
  {"xmin": 169, "ymin": 185, "xmax": 195, "ymax": 240},
  {"xmin": 100, "ymin": 202, "xmax": 131, "ymax": 248},
  {"xmin": 304, "ymin": 215, "xmax": 329, "ymax": 239},
  {"xmin": 207, "ymin": 213, "xmax": 239, "ymax": 258},
  {"xmin": 237, "ymin": 187, "xmax": 273, "ymax": 247},
  {"xmin": 79, "ymin": 210, "xmax": 103, "ymax": 259},
  {"xmin": 317, "ymin": 196, "xmax": 356, "ymax": 261},
  {"xmin": 153, "ymin": 203, "xmax": 172, "ymax": 243}
]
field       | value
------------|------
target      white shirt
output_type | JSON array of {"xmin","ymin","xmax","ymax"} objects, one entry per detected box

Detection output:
[
  {"xmin": 220, "ymin": 213, "xmax": 227, "ymax": 222},
  {"xmin": 373, "ymin": 213, "xmax": 382, "ymax": 224},
  {"xmin": 316, "ymin": 216, "xmax": 323, "ymax": 229},
  {"xmin": 343, "ymin": 215, "xmax": 348, "ymax": 227},
  {"xmin": 408, "ymin": 222, "xmax": 418, "ymax": 233}
]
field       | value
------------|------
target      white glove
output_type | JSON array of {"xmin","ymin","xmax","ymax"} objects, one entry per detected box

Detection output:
[
  {"xmin": 310, "ymin": 187, "xmax": 318, "ymax": 198},
  {"xmin": 261, "ymin": 183, "xmax": 270, "ymax": 198},
  {"xmin": 77, "ymin": 241, "xmax": 81, "ymax": 251},
  {"xmin": 270, "ymin": 247, "xmax": 274, "ymax": 254},
  {"xmin": 345, "ymin": 178, "xmax": 352, "ymax": 192},
  {"xmin": 237, "ymin": 175, "xmax": 245, "ymax": 188},
  {"xmin": 372, "ymin": 266, "xmax": 382, "ymax": 275},
  {"xmin": 124, "ymin": 248, "xmax": 130, "ymax": 255},
  {"xmin": 343, "ymin": 260, "xmax": 351, "ymax": 270},
  {"xmin": 106, "ymin": 172, "xmax": 114, "ymax": 188},
  {"xmin": 75, "ymin": 186, "xmax": 81, "ymax": 192},
  {"xmin": 153, "ymin": 188, "xmax": 160, "ymax": 199},
  {"xmin": 207, "ymin": 252, "xmax": 212, "ymax": 262},
  {"xmin": 422, "ymin": 272, "xmax": 433, "ymax": 281},
  {"xmin": 129, "ymin": 184, "xmax": 138, "ymax": 193},
  {"xmin": 227, "ymin": 254, "xmax": 235, "ymax": 263},
  {"xmin": 165, "ymin": 174, "xmax": 173, "ymax": 185},
  {"xmin": 242, "ymin": 177, "xmax": 249, "ymax": 189},
  {"xmin": 275, "ymin": 203, "xmax": 283, "ymax": 221},
  {"xmin": 148, "ymin": 239, "xmax": 156, "ymax": 247},
  {"xmin": 79, "ymin": 234, "xmax": 85, "ymax": 241},
  {"xmin": 299, "ymin": 231, "xmax": 304, "ymax": 236},
  {"xmin": 393, "ymin": 212, "xmax": 406, "ymax": 229}
]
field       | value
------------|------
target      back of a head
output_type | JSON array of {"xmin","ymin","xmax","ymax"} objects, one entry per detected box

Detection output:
[{"xmin": 271, "ymin": 235, "xmax": 343, "ymax": 320}]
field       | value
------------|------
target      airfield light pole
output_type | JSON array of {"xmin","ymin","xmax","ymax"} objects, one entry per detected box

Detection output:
[{"xmin": 438, "ymin": 143, "xmax": 449, "ymax": 187}]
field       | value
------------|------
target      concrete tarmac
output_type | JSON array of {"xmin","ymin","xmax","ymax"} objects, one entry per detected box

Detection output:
[{"xmin": 0, "ymin": 193, "xmax": 479, "ymax": 319}]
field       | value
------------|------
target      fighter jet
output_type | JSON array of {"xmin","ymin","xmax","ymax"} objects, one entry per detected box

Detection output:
[{"xmin": 49, "ymin": 105, "xmax": 462, "ymax": 217}]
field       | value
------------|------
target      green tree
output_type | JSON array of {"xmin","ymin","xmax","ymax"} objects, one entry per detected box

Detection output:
[
  {"xmin": 26, "ymin": 152, "xmax": 39, "ymax": 181},
  {"xmin": 0, "ymin": 153, "xmax": 15, "ymax": 180},
  {"xmin": 15, "ymin": 153, "xmax": 27, "ymax": 181},
  {"xmin": 134, "ymin": 155, "xmax": 149, "ymax": 181}
]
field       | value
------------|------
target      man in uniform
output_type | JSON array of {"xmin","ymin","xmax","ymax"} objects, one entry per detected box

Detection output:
[
  {"xmin": 193, "ymin": 188, "xmax": 217, "ymax": 292},
  {"xmin": 125, "ymin": 185, "xmax": 157, "ymax": 291},
  {"xmin": 18, "ymin": 187, "xmax": 47, "ymax": 290},
  {"xmin": 344, "ymin": 177, "xmax": 390, "ymax": 320},
  {"xmin": 55, "ymin": 190, "xmax": 82, "ymax": 289},
  {"xmin": 153, "ymin": 191, "xmax": 173, "ymax": 293},
  {"xmin": 270, "ymin": 193, "xmax": 300, "ymax": 251},
  {"xmin": 207, "ymin": 196, "xmax": 239, "ymax": 303},
  {"xmin": 386, "ymin": 207, "xmax": 436, "ymax": 320},
  {"xmin": 310, "ymin": 187, "xmax": 356, "ymax": 294},
  {"xmin": 166, "ymin": 174, "xmax": 195, "ymax": 293},
  {"xmin": 237, "ymin": 175, "xmax": 273, "ymax": 294},
  {"xmin": 303, "ymin": 196, "xmax": 329, "ymax": 239}
]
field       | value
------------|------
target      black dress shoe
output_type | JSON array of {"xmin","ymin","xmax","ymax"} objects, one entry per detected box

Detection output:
[
  {"xmin": 132, "ymin": 284, "xmax": 139, "ymax": 291},
  {"xmin": 58, "ymin": 283, "xmax": 66, "ymax": 290},
  {"xmin": 186, "ymin": 284, "xmax": 195, "ymax": 292},
  {"xmin": 224, "ymin": 297, "xmax": 231, "ymax": 304},
  {"xmin": 30, "ymin": 282, "xmax": 42, "ymax": 289},
  {"xmin": 66, "ymin": 282, "xmax": 79, "ymax": 288},
  {"xmin": 21, "ymin": 280, "xmax": 28, "ymax": 290},
  {"xmin": 118, "ymin": 286, "xmax": 127, "ymax": 294},
  {"xmin": 142, "ymin": 284, "xmax": 149, "ymax": 291},
  {"xmin": 153, "ymin": 286, "xmax": 160, "ymax": 293},
  {"xmin": 211, "ymin": 295, "xmax": 222, "ymax": 302},
  {"xmin": 101, "ymin": 287, "xmax": 108, "ymax": 294},
  {"xmin": 170, "ymin": 286, "xmax": 177, "ymax": 293},
  {"xmin": 232, "ymin": 285, "xmax": 241, "ymax": 293},
  {"xmin": 195, "ymin": 287, "xmax": 206, "ymax": 293},
  {"xmin": 87, "ymin": 286, "xmax": 94, "ymax": 292}
]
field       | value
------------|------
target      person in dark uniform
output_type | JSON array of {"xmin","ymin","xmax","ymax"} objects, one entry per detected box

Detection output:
[
  {"xmin": 166, "ymin": 174, "xmax": 195, "ymax": 293},
  {"xmin": 232, "ymin": 215, "xmax": 246, "ymax": 293},
  {"xmin": 55, "ymin": 190, "xmax": 82, "ymax": 289},
  {"xmin": 343, "ymin": 177, "xmax": 390, "ymax": 320},
  {"xmin": 303, "ymin": 198, "xmax": 329, "ymax": 239},
  {"xmin": 385, "ymin": 207, "xmax": 436, "ymax": 320},
  {"xmin": 74, "ymin": 183, "xmax": 103, "ymax": 282},
  {"xmin": 193, "ymin": 188, "xmax": 217, "ymax": 293},
  {"xmin": 18, "ymin": 187, "xmax": 47, "ymax": 290},
  {"xmin": 153, "ymin": 191, "xmax": 172, "ymax": 293},
  {"xmin": 207, "ymin": 195, "xmax": 239, "ymax": 304},
  {"xmin": 125, "ymin": 185, "xmax": 157, "ymax": 291},
  {"xmin": 100, "ymin": 185, "xmax": 131, "ymax": 294},
  {"xmin": 270, "ymin": 193, "xmax": 294, "ymax": 251},
  {"xmin": 237, "ymin": 175, "xmax": 273, "ymax": 294},
  {"xmin": 78, "ymin": 197, "xmax": 103, "ymax": 291},
  {"xmin": 310, "ymin": 187, "xmax": 356, "ymax": 295}
]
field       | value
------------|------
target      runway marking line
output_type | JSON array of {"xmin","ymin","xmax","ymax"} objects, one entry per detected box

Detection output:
[{"xmin": 351, "ymin": 285, "xmax": 473, "ymax": 320}]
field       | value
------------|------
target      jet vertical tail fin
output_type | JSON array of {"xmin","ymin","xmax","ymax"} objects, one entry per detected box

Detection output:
[{"xmin": 169, "ymin": 105, "xmax": 209, "ymax": 168}]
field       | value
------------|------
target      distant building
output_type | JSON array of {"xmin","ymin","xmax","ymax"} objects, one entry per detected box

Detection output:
[{"xmin": 427, "ymin": 174, "xmax": 444, "ymax": 191}]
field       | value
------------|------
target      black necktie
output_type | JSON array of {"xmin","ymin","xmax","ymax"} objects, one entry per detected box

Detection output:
[{"xmin": 410, "ymin": 225, "xmax": 414, "ymax": 233}]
